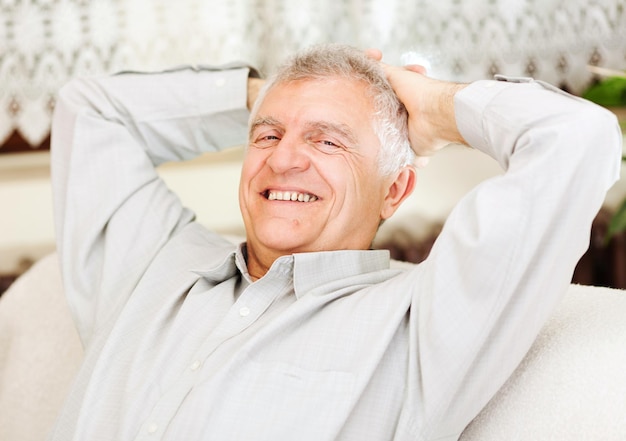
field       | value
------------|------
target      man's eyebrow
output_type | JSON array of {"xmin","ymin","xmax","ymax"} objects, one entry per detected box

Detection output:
[
  {"xmin": 304, "ymin": 121, "xmax": 358, "ymax": 145},
  {"xmin": 249, "ymin": 118, "xmax": 358, "ymax": 145},
  {"xmin": 249, "ymin": 117, "xmax": 282, "ymax": 137}
]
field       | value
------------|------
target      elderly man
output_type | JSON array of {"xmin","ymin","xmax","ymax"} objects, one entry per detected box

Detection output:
[{"xmin": 49, "ymin": 44, "xmax": 621, "ymax": 440}]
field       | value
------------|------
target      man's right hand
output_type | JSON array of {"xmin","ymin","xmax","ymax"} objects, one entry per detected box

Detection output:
[{"xmin": 367, "ymin": 49, "xmax": 468, "ymax": 163}]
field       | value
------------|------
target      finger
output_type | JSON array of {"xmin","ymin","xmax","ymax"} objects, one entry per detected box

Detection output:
[
  {"xmin": 404, "ymin": 64, "xmax": 427, "ymax": 75},
  {"xmin": 364, "ymin": 48, "xmax": 383, "ymax": 61}
]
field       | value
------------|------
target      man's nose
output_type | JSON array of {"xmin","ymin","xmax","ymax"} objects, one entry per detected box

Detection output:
[{"xmin": 265, "ymin": 137, "xmax": 310, "ymax": 173}]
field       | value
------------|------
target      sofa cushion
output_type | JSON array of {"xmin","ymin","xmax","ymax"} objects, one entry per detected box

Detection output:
[
  {"xmin": 0, "ymin": 253, "xmax": 83, "ymax": 441},
  {"xmin": 461, "ymin": 284, "xmax": 626, "ymax": 440}
]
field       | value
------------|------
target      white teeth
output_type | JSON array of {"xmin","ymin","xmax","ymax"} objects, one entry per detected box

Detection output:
[{"xmin": 267, "ymin": 190, "xmax": 317, "ymax": 202}]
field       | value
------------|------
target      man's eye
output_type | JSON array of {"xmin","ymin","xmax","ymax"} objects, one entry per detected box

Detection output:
[
  {"xmin": 252, "ymin": 134, "xmax": 280, "ymax": 148},
  {"xmin": 255, "ymin": 135, "xmax": 280, "ymax": 143},
  {"xmin": 315, "ymin": 139, "xmax": 345, "ymax": 153}
]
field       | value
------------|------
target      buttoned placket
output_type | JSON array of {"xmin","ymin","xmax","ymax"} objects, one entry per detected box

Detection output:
[{"xmin": 133, "ymin": 257, "xmax": 294, "ymax": 440}]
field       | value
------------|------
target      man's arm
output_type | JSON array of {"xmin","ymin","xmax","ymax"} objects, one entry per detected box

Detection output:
[
  {"xmin": 384, "ymin": 68, "xmax": 622, "ymax": 438},
  {"xmin": 51, "ymin": 66, "xmax": 253, "ymax": 344}
]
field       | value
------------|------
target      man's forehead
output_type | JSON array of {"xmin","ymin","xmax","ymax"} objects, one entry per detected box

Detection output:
[
  {"xmin": 266, "ymin": 76, "xmax": 372, "ymax": 101},
  {"xmin": 256, "ymin": 77, "xmax": 374, "ymax": 120}
]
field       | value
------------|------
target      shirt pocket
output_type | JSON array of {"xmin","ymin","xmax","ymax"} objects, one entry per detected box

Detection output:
[{"xmin": 192, "ymin": 359, "xmax": 356, "ymax": 440}]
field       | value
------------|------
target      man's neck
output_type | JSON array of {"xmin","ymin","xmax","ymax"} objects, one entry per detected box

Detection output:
[{"xmin": 244, "ymin": 243, "xmax": 284, "ymax": 281}]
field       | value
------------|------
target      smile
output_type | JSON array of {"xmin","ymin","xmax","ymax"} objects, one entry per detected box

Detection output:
[{"xmin": 265, "ymin": 190, "xmax": 318, "ymax": 202}]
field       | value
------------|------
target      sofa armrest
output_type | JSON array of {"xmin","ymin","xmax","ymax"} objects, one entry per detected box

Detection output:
[
  {"xmin": 0, "ymin": 253, "xmax": 83, "ymax": 441},
  {"xmin": 461, "ymin": 284, "xmax": 626, "ymax": 440}
]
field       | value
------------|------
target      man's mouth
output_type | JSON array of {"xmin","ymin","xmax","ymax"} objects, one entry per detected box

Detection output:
[{"xmin": 264, "ymin": 190, "xmax": 319, "ymax": 202}]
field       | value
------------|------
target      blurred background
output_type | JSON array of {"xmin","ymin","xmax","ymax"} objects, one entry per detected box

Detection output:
[{"xmin": 1, "ymin": 0, "xmax": 625, "ymax": 292}]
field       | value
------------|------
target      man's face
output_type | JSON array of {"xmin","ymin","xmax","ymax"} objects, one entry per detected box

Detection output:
[{"xmin": 239, "ymin": 77, "xmax": 399, "ymax": 262}]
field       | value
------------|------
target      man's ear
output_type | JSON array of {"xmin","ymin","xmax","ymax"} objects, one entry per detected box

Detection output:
[{"xmin": 380, "ymin": 166, "xmax": 416, "ymax": 220}]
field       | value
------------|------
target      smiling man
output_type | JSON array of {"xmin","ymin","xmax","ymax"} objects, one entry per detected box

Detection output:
[
  {"xmin": 240, "ymin": 64, "xmax": 416, "ymax": 278},
  {"xmin": 49, "ymin": 44, "xmax": 621, "ymax": 440}
]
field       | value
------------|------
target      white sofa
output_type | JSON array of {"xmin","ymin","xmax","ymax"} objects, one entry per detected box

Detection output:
[{"xmin": 1, "ymin": 252, "xmax": 626, "ymax": 441}]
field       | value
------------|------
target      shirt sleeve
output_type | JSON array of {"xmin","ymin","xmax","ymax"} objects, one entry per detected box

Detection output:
[
  {"xmin": 403, "ymin": 79, "xmax": 622, "ymax": 438},
  {"xmin": 50, "ymin": 66, "xmax": 251, "ymax": 345}
]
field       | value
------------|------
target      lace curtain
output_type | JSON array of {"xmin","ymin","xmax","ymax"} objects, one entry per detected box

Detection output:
[{"xmin": 1, "ymin": 0, "xmax": 625, "ymax": 148}]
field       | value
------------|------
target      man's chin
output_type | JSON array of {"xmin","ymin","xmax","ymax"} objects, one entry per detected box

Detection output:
[
  {"xmin": 247, "ymin": 217, "xmax": 310, "ymax": 247},
  {"xmin": 249, "ymin": 225, "xmax": 320, "ymax": 256},
  {"xmin": 254, "ymin": 235, "xmax": 314, "ymax": 255}
]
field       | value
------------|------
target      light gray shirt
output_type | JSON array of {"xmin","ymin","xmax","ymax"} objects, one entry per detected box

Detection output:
[{"xmin": 48, "ymin": 66, "xmax": 621, "ymax": 441}]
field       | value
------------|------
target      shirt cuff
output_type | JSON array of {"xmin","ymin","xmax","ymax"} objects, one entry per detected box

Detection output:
[{"xmin": 453, "ymin": 79, "xmax": 513, "ymax": 158}]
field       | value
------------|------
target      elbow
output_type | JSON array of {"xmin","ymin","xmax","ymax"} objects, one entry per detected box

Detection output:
[
  {"xmin": 564, "ymin": 103, "xmax": 623, "ymax": 188},
  {"xmin": 55, "ymin": 77, "xmax": 99, "ymax": 117},
  {"xmin": 518, "ymin": 100, "xmax": 623, "ymax": 200},
  {"xmin": 51, "ymin": 77, "xmax": 107, "ymax": 165},
  {"xmin": 52, "ymin": 78, "xmax": 93, "ymax": 134},
  {"xmin": 577, "ymin": 103, "xmax": 622, "ymax": 161}
]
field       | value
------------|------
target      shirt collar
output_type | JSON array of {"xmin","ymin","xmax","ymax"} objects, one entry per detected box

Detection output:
[
  {"xmin": 190, "ymin": 242, "xmax": 239, "ymax": 282},
  {"xmin": 191, "ymin": 240, "xmax": 391, "ymax": 299},
  {"xmin": 292, "ymin": 249, "xmax": 390, "ymax": 299}
]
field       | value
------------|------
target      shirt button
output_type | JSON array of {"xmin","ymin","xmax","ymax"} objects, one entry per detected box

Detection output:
[
  {"xmin": 239, "ymin": 306, "xmax": 250, "ymax": 317},
  {"xmin": 147, "ymin": 423, "xmax": 158, "ymax": 434},
  {"xmin": 190, "ymin": 360, "xmax": 201, "ymax": 371}
]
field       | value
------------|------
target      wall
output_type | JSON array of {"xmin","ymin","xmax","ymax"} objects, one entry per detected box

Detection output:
[
  {"xmin": 2, "ymin": 0, "xmax": 625, "ymax": 277},
  {"xmin": 2, "ymin": 138, "xmax": 625, "ymax": 277}
]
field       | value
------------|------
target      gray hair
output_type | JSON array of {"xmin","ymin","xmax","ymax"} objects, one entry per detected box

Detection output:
[{"xmin": 249, "ymin": 44, "xmax": 415, "ymax": 176}]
